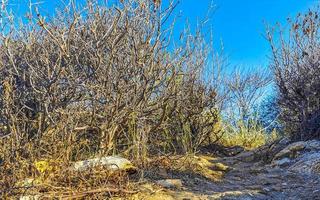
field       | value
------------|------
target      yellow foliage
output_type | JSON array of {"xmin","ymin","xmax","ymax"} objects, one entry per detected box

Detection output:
[
  {"xmin": 219, "ymin": 131, "xmax": 267, "ymax": 149},
  {"xmin": 122, "ymin": 162, "xmax": 137, "ymax": 171},
  {"xmin": 219, "ymin": 120, "xmax": 279, "ymax": 150},
  {"xmin": 34, "ymin": 160, "xmax": 53, "ymax": 174}
]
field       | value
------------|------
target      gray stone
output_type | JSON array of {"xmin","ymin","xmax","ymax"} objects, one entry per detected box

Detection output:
[
  {"xmin": 288, "ymin": 152, "xmax": 320, "ymax": 174},
  {"xmin": 273, "ymin": 149, "xmax": 292, "ymax": 160},
  {"xmin": 273, "ymin": 141, "xmax": 306, "ymax": 160},
  {"xmin": 272, "ymin": 158, "xmax": 291, "ymax": 167},
  {"xmin": 305, "ymin": 140, "xmax": 320, "ymax": 151},
  {"xmin": 286, "ymin": 141, "xmax": 306, "ymax": 151}
]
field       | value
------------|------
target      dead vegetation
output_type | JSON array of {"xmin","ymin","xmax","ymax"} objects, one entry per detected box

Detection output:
[
  {"xmin": 0, "ymin": 0, "xmax": 223, "ymax": 198},
  {"xmin": 2, "ymin": 0, "xmax": 319, "ymax": 199},
  {"xmin": 267, "ymin": 8, "xmax": 320, "ymax": 140}
]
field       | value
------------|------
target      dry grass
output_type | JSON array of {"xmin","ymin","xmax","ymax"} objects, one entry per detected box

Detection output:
[{"xmin": 218, "ymin": 120, "xmax": 279, "ymax": 150}]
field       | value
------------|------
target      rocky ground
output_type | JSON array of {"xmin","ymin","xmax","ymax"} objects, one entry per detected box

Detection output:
[
  {"xmin": 130, "ymin": 139, "xmax": 320, "ymax": 200},
  {"xmin": 17, "ymin": 139, "xmax": 320, "ymax": 199}
]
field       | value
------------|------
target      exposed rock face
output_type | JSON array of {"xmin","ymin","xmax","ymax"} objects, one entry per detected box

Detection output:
[
  {"xmin": 272, "ymin": 140, "xmax": 320, "ymax": 174},
  {"xmin": 273, "ymin": 141, "xmax": 306, "ymax": 160},
  {"xmin": 234, "ymin": 137, "xmax": 291, "ymax": 163},
  {"xmin": 288, "ymin": 152, "xmax": 320, "ymax": 174}
]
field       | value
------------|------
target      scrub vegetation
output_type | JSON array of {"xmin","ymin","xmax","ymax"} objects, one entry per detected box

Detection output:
[{"xmin": 0, "ymin": 0, "xmax": 319, "ymax": 199}]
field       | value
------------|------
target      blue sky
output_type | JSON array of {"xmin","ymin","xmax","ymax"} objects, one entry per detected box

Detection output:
[
  {"xmin": 7, "ymin": 0, "xmax": 319, "ymax": 68},
  {"xmin": 170, "ymin": 0, "xmax": 318, "ymax": 68}
]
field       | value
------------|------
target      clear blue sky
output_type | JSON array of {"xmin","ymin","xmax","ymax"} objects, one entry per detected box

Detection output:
[
  {"xmin": 8, "ymin": 0, "xmax": 318, "ymax": 68},
  {"xmin": 169, "ymin": 0, "xmax": 318, "ymax": 68}
]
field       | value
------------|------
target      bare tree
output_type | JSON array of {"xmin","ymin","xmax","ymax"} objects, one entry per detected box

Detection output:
[
  {"xmin": 267, "ymin": 8, "xmax": 320, "ymax": 140},
  {"xmin": 224, "ymin": 67, "xmax": 272, "ymax": 124},
  {"xmin": 0, "ymin": 0, "xmax": 220, "ymax": 164}
]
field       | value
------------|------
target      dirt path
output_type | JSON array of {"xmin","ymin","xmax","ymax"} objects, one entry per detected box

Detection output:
[
  {"xmin": 196, "ymin": 156, "xmax": 320, "ymax": 199},
  {"xmin": 134, "ymin": 153, "xmax": 320, "ymax": 200}
]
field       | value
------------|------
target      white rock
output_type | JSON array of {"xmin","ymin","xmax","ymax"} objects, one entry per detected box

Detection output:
[
  {"xmin": 73, "ymin": 156, "xmax": 136, "ymax": 172},
  {"xmin": 17, "ymin": 178, "xmax": 36, "ymax": 187},
  {"xmin": 156, "ymin": 179, "xmax": 183, "ymax": 188},
  {"xmin": 19, "ymin": 195, "xmax": 40, "ymax": 200}
]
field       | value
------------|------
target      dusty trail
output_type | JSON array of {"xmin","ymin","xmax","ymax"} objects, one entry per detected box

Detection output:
[
  {"xmin": 133, "ymin": 140, "xmax": 320, "ymax": 200},
  {"xmin": 194, "ymin": 156, "xmax": 320, "ymax": 200}
]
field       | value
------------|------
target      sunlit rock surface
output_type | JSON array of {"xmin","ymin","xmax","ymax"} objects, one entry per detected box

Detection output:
[
  {"xmin": 272, "ymin": 140, "xmax": 320, "ymax": 174},
  {"xmin": 73, "ymin": 156, "xmax": 136, "ymax": 172}
]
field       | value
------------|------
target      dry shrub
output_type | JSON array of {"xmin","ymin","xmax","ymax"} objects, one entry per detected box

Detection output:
[
  {"xmin": 0, "ymin": 0, "xmax": 220, "ymax": 196},
  {"xmin": 267, "ymin": 8, "xmax": 320, "ymax": 140},
  {"xmin": 219, "ymin": 119, "xmax": 279, "ymax": 150}
]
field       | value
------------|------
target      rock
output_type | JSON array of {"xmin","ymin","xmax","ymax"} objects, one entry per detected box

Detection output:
[
  {"xmin": 235, "ymin": 138, "xmax": 291, "ymax": 163},
  {"xmin": 223, "ymin": 146, "xmax": 245, "ymax": 156},
  {"xmin": 267, "ymin": 138, "xmax": 291, "ymax": 155},
  {"xmin": 272, "ymin": 158, "xmax": 291, "ymax": 167},
  {"xmin": 73, "ymin": 156, "xmax": 136, "ymax": 173},
  {"xmin": 273, "ymin": 141, "xmax": 306, "ymax": 160},
  {"xmin": 19, "ymin": 195, "xmax": 40, "ymax": 200},
  {"xmin": 211, "ymin": 162, "xmax": 231, "ymax": 172},
  {"xmin": 156, "ymin": 179, "xmax": 183, "ymax": 189},
  {"xmin": 273, "ymin": 149, "xmax": 292, "ymax": 160},
  {"xmin": 254, "ymin": 137, "xmax": 291, "ymax": 162},
  {"xmin": 286, "ymin": 141, "xmax": 306, "ymax": 151},
  {"xmin": 270, "ymin": 140, "xmax": 320, "ymax": 174},
  {"xmin": 305, "ymin": 140, "xmax": 320, "ymax": 151},
  {"xmin": 288, "ymin": 152, "xmax": 320, "ymax": 174},
  {"xmin": 236, "ymin": 151, "xmax": 256, "ymax": 162},
  {"xmin": 16, "ymin": 178, "xmax": 41, "ymax": 187}
]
